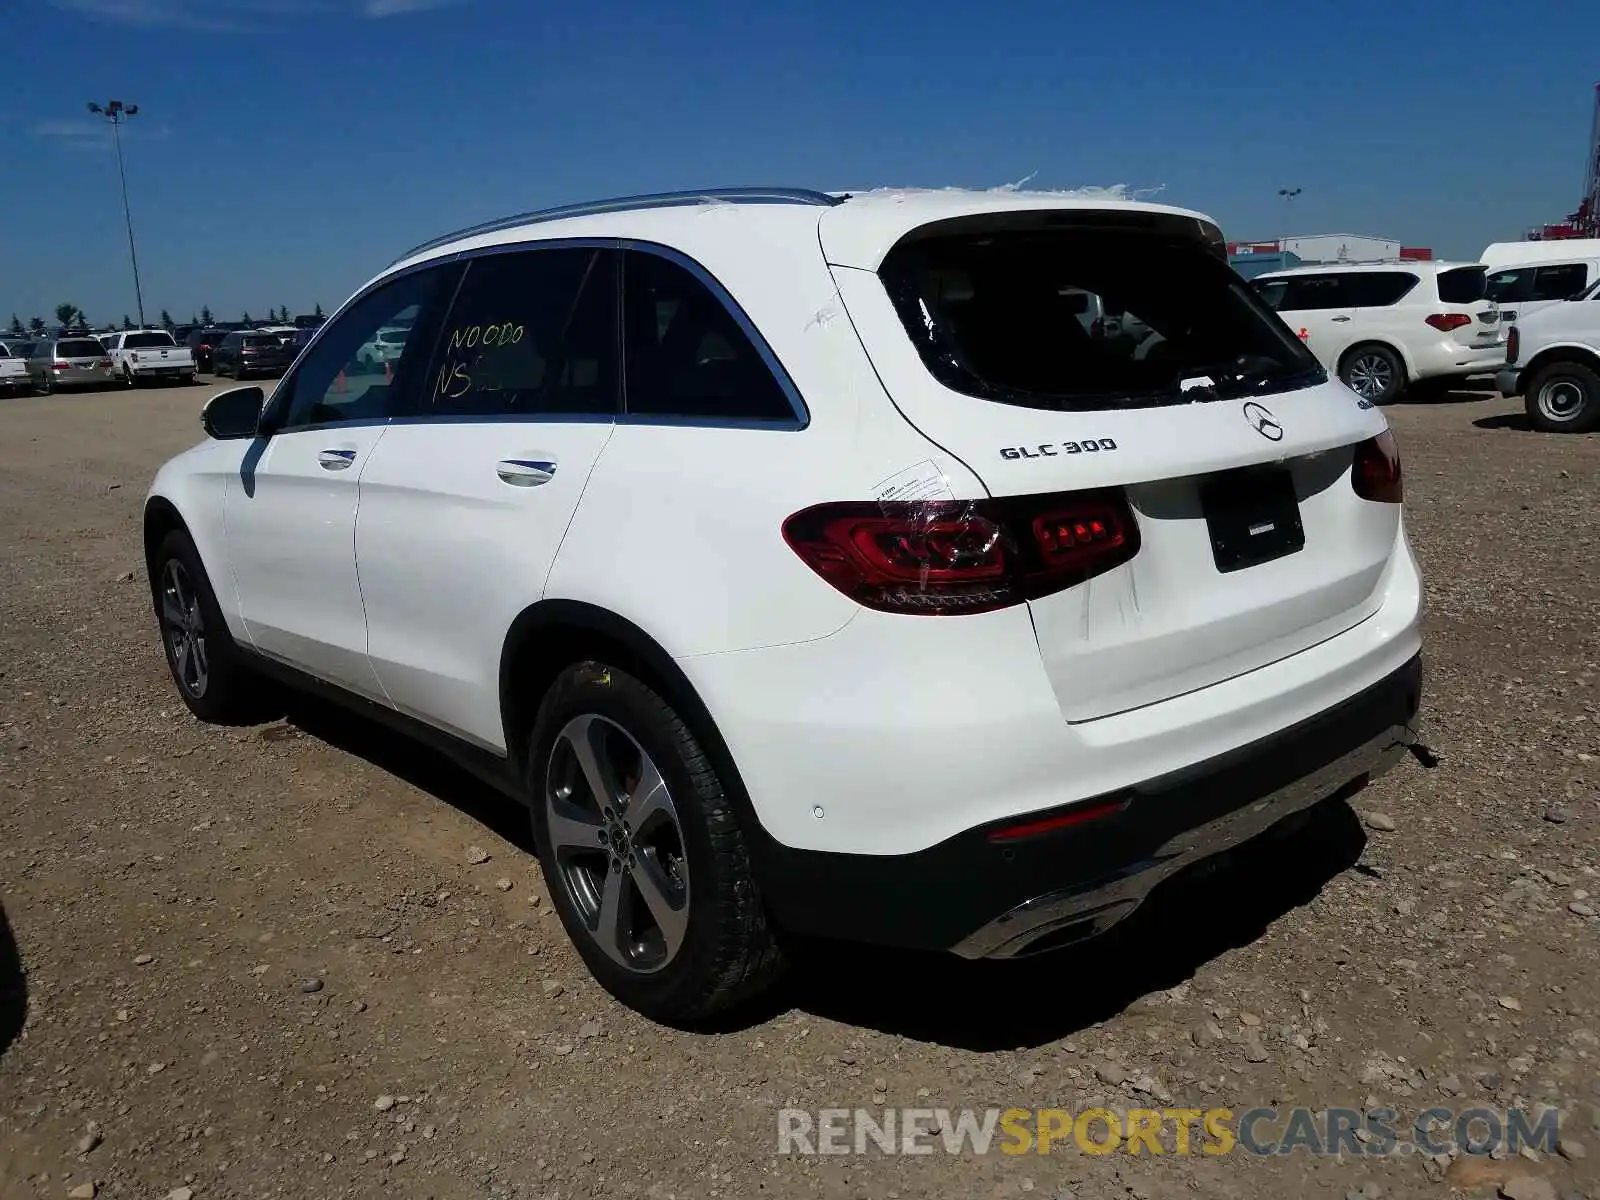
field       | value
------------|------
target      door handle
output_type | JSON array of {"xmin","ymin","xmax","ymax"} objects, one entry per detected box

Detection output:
[
  {"xmin": 496, "ymin": 459, "xmax": 557, "ymax": 487},
  {"xmin": 1331, "ymin": 316, "xmax": 1352, "ymax": 323},
  {"xmin": 318, "ymin": 448, "xmax": 357, "ymax": 470}
]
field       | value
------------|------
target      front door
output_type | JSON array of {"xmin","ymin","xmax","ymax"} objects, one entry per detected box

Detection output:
[{"xmin": 222, "ymin": 264, "xmax": 459, "ymax": 698}]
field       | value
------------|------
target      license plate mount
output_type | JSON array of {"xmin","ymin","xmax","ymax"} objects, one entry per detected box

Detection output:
[{"xmin": 1202, "ymin": 467, "xmax": 1305, "ymax": 573}]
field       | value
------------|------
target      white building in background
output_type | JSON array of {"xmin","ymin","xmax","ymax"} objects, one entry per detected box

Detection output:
[{"xmin": 1281, "ymin": 234, "xmax": 1404, "ymax": 262}]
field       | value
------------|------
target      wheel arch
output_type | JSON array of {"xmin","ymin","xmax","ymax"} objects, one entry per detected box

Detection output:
[
  {"xmin": 498, "ymin": 600, "xmax": 763, "ymax": 836},
  {"xmin": 1523, "ymin": 342, "xmax": 1600, "ymax": 381},
  {"xmin": 143, "ymin": 495, "xmax": 191, "ymax": 601}
]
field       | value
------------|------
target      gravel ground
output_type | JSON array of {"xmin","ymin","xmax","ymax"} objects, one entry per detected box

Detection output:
[{"xmin": 0, "ymin": 380, "xmax": 1596, "ymax": 1200}]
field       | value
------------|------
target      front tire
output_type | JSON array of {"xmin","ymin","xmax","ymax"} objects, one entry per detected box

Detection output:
[
  {"xmin": 1524, "ymin": 360, "xmax": 1600, "ymax": 433},
  {"xmin": 528, "ymin": 663, "xmax": 784, "ymax": 1024},
  {"xmin": 1339, "ymin": 344, "xmax": 1406, "ymax": 405},
  {"xmin": 151, "ymin": 529, "xmax": 268, "ymax": 724}
]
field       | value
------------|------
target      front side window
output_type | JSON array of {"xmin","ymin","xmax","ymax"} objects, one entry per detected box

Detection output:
[
  {"xmin": 1487, "ymin": 269, "xmax": 1532, "ymax": 304},
  {"xmin": 428, "ymin": 247, "xmax": 618, "ymax": 418},
  {"xmin": 622, "ymin": 250, "xmax": 795, "ymax": 422},
  {"xmin": 274, "ymin": 263, "xmax": 458, "ymax": 430},
  {"xmin": 881, "ymin": 229, "xmax": 1319, "ymax": 411},
  {"xmin": 1531, "ymin": 263, "xmax": 1589, "ymax": 301}
]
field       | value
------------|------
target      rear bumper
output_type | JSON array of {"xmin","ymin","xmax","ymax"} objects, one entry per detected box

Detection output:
[
  {"xmin": 1496, "ymin": 367, "xmax": 1523, "ymax": 398},
  {"xmin": 754, "ymin": 653, "xmax": 1422, "ymax": 957},
  {"xmin": 1409, "ymin": 337, "xmax": 1506, "ymax": 381}
]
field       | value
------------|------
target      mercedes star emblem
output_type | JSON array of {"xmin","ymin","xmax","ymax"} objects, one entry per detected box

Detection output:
[{"xmin": 1242, "ymin": 402, "xmax": 1284, "ymax": 441}]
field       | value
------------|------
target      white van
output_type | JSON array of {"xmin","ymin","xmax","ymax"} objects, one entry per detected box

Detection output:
[{"xmin": 1480, "ymin": 240, "xmax": 1600, "ymax": 325}]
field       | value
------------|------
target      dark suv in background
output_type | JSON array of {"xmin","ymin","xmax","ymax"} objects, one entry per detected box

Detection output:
[
  {"xmin": 184, "ymin": 327, "xmax": 234, "ymax": 373},
  {"xmin": 213, "ymin": 331, "xmax": 294, "ymax": 380}
]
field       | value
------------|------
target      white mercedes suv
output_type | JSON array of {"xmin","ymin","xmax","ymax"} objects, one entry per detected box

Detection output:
[{"xmin": 144, "ymin": 187, "xmax": 1425, "ymax": 1022}]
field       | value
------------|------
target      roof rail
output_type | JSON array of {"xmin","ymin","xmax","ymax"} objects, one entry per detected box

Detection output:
[{"xmin": 390, "ymin": 187, "xmax": 843, "ymax": 265}]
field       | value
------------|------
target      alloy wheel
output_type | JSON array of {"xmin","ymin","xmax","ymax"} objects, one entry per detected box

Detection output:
[
  {"xmin": 1345, "ymin": 353, "xmax": 1394, "ymax": 400},
  {"xmin": 544, "ymin": 714, "xmax": 689, "ymax": 975},
  {"xmin": 160, "ymin": 558, "xmax": 209, "ymax": 697}
]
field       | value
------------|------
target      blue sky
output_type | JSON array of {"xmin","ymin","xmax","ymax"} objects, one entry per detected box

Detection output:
[{"xmin": 3, "ymin": 0, "xmax": 1598, "ymax": 327}]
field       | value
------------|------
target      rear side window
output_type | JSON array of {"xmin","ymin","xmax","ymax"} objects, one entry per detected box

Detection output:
[
  {"xmin": 124, "ymin": 332, "xmax": 175, "ymax": 349},
  {"xmin": 880, "ymin": 229, "xmax": 1320, "ymax": 411},
  {"xmin": 1532, "ymin": 263, "xmax": 1589, "ymax": 301},
  {"xmin": 1436, "ymin": 266, "xmax": 1486, "ymax": 305},
  {"xmin": 1342, "ymin": 272, "xmax": 1420, "ymax": 307},
  {"xmin": 429, "ymin": 247, "xmax": 619, "ymax": 418},
  {"xmin": 57, "ymin": 339, "xmax": 104, "ymax": 358},
  {"xmin": 621, "ymin": 250, "xmax": 795, "ymax": 422}
]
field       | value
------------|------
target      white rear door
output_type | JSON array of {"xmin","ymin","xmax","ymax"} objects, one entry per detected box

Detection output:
[
  {"xmin": 356, "ymin": 246, "xmax": 620, "ymax": 751},
  {"xmin": 825, "ymin": 210, "xmax": 1398, "ymax": 722}
]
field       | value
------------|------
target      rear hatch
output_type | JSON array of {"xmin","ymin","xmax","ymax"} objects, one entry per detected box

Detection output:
[
  {"xmin": 1435, "ymin": 264, "xmax": 1502, "ymax": 349},
  {"xmin": 822, "ymin": 204, "xmax": 1399, "ymax": 721}
]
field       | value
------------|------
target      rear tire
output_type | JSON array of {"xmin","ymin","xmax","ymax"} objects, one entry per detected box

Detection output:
[
  {"xmin": 527, "ymin": 662, "xmax": 785, "ymax": 1024},
  {"xmin": 1524, "ymin": 359, "xmax": 1600, "ymax": 433},
  {"xmin": 1339, "ymin": 343, "xmax": 1406, "ymax": 405},
  {"xmin": 151, "ymin": 529, "xmax": 270, "ymax": 725}
]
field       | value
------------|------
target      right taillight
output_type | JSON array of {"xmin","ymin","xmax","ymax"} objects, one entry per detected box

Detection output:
[
  {"xmin": 1352, "ymin": 430, "xmax": 1402, "ymax": 504},
  {"xmin": 1424, "ymin": 313, "xmax": 1473, "ymax": 333},
  {"xmin": 782, "ymin": 490, "xmax": 1140, "ymax": 615},
  {"xmin": 1506, "ymin": 326, "xmax": 1520, "ymax": 365}
]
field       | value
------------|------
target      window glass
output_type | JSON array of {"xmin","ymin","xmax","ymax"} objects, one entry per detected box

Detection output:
[
  {"xmin": 1434, "ymin": 267, "xmax": 1485, "ymax": 305},
  {"xmin": 124, "ymin": 332, "xmax": 175, "ymax": 349},
  {"xmin": 1531, "ymin": 263, "xmax": 1589, "ymax": 301},
  {"xmin": 1277, "ymin": 276, "xmax": 1345, "ymax": 311},
  {"xmin": 1253, "ymin": 279, "xmax": 1288, "ymax": 311},
  {"xmin": 1487, "ymin": 269, "xmax": 1533, "ymax": 304},
  {"xmin": 427, "ymin": 248, "xmax": 617, "ymax": 418},
  {"xmin": 1344, "ymin": 272, "xmax": 1420, "ymax": 307},
  {"xmin": 276, "ymin": 264, "xmax": 456, "ymax": 429},
  {"xmin": 622, "ymin": 250, "xmax": 794, "ymax": 421},
  {"xmin": 878, "ymin": 232, "xmax": 1319, "ymax": 410}
]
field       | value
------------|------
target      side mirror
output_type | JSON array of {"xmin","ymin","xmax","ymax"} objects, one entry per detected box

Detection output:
[{"xmin": 201, "ymin": 385, "xmax": 265, "ymax": 440}]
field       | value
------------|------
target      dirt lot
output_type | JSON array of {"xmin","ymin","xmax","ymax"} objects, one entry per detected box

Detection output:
[{"xmin": 0, "ymin": 379, "xmax": 1596, "ymax": 1200}]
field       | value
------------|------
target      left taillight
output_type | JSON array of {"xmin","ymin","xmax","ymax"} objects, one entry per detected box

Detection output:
[
  {"xmin": 1352, "ymin": 430, "xmax": 1402, "ymax": 504},
  {"xmin": 782, "ymin": 489, "xmax": 1141, "ymax": 616}
]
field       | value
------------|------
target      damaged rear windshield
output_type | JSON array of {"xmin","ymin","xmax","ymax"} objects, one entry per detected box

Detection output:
[{"xmin": 879, "ymin": 227, "xmax": 1323, "ymax": 410}]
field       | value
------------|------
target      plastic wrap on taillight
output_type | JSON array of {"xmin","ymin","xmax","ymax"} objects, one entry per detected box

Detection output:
[
  {"xmin": 1352, "ymin": 430, "xmax": 1402, "ymax": 503},
  {"xmin": 1506, "ymin": 325, "xmax": 1520, "ymax": 366},
  {"xmin": 783, "ymin": 490, "xmax": 1140, "ymax": 616}
]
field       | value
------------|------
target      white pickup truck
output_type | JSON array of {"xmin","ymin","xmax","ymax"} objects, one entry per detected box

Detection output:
[
  {"xmin": 1495, "ymin": 284, "xmax": 1600, "ymax": 432},
  {"xmin": 104, "ymin": 330, "xmax": 196, "ymax": 387},
  {"xmin": 0, "ymin": 342, "xmax": 29, "ymax": 396}
]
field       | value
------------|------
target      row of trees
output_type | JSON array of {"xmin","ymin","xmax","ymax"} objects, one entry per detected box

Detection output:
[{"xmin": 7, "ymin": 303, "xmax": 325, "ymax": 337}]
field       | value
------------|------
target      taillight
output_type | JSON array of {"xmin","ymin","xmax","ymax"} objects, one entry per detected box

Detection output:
[
  {"xmin": 1424, "ymin": 313, "xmax": 1473, "ymax": 332},
  {"xmin": 52, "ymin": 361, "xmax": 69, "ymax": 371},
  {"xmin": 98, "ymin": 358, "xmax": 112, "ymax": 369},
  {"xmin": 781, "ymin": 490, "xmax": 1140, "ymax": 616},
  {"xmin": 1352, "ymin": 431, "xmax": 1402, "ymax": 504},
  {"xmin": 1506, "ymin": 326, "xmax": 1520, "ymax": 365}
]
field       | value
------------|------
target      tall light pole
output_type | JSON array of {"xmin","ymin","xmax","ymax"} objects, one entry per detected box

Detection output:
[
  {"xmin": 88, "ymin": 99, "xmax": 146, "ymax": 329},
  {"xmin": 1277, "ymin": 187, "xmax": 1302, "ymax": 259}
]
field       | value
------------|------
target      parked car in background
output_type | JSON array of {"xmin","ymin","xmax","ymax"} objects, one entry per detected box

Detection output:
[
  {"xmin": 1495, "ymin": 280, "xmax": 1600, "ymax": 432},
  {"xmin": 1253, "ymin": 261, "xmax": 1502, "ymax": 403},
  {"xmin": 1482, "ymin": 240, "xmax": 1600, "ymax": 325},
  {"xmin": 24, "ymin": 335, "xmax": 115, "ymax": 393},
  {"xmin": 143, "ymin": 185, "xmax": 1423, "ymax": 1021},
  {"xmin": 0, "ymin": 342, "xmax": 29, "ymax": 396},
  {"xmin": 356, "ymin": 326, "xmax": 409, "ymax": 370},
  {"xmin": 185, "ymin": 327, "xmax": 233, "ymax": 373},
  {"xmin": 104, "ymin": 330, "xmax": 197, "ymax": 386},
  {"xmin": 213, "ymin": 330, "xmax": 294, "ymax": 380}
]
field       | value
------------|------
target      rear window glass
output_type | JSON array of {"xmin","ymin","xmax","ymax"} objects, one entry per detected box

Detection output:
[
  {"xmin": 242, "ymin": 335, "xmax": 281, "ymax": 348},
  {"xmin": 124, "ymin": 332, "xmax": 175, "ymax": 349},
  {"xmin": 879, "ymin": 229, "xmax": 1321, "ymax": 410},
  {"xmin": 1437, "ymin": 266, "xmax": 1487, "ymax": 304},
  {"xmin": 57, "ymin": 339, "xmax": 104, "ymax": 358}
]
